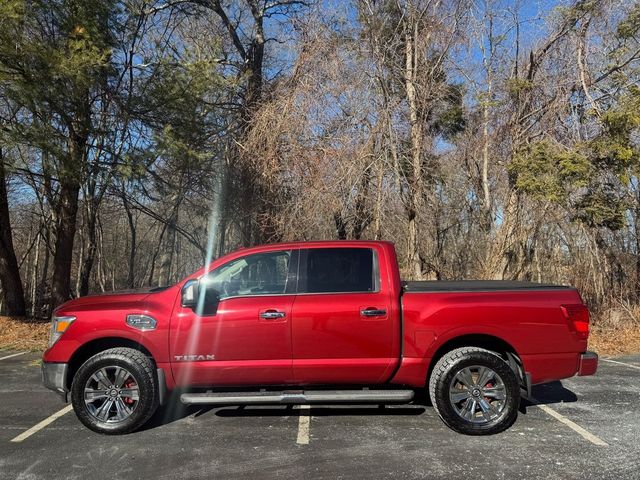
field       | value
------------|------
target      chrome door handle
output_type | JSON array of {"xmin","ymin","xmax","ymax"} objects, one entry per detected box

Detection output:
[
  {"xmin": 360, "ymin": 309, "xmax": 387, "ymax": 317},
  {"xmin": 260, "ymin": 311, "xmax": 286, "ymax": 320}
]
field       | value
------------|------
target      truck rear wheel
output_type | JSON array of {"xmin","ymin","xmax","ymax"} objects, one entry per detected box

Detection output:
[
  {"xmin": 70, "ymin": 347, "xmax": 159, "ymax": 434},
  {"xmin": 429, "ymin": 347, "xmax": 520, "ymax": 435}
]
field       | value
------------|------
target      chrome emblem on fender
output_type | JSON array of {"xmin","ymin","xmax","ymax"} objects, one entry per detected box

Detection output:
[{"xmin": 174, "ymin": 354, "xmax": 215, "ymax": 361}]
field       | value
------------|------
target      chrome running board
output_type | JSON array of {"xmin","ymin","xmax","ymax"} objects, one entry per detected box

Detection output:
[{"xmin": 180, "ymin": 389, "xmax": 414, "ymax": 405}]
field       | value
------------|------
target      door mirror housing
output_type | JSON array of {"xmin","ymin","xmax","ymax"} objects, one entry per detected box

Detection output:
[
  {"xmin": 181, "ymin": 279, "xmax": 200, "ymax": 308},
  {"xmin": 181, "ymin": 279, "xmax": 221, "ymax": 315}
]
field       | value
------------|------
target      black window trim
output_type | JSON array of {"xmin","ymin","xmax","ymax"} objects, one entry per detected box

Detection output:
[{"xmin": 296, "ymin": 247, "xmax": 380, "ymax": 295}]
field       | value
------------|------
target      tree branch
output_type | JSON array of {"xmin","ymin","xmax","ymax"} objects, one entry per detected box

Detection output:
[{"xmin": 204, "ymin": 0, "xmax": 248, "ymax": 61}]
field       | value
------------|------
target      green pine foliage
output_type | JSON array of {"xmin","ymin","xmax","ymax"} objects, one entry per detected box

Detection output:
[
  {"xmin": 509, "ymin": 140, "xmax": 591, "ymax": 203},
  {"xmin": 510, "ymin": 87, "xmax": 640, "ymax": 230}
]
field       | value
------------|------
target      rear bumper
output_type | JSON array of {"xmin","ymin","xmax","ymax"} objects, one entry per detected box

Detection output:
[
  {"xmin": 41, "ymin": 362, "xmax": 68, "ymax": 402},
  {"xmin": 577, "ymin": 351, "xmax": 598, "ymax": 376}
]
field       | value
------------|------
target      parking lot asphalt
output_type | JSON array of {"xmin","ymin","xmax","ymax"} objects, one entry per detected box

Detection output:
[{"xmin": 1, "ymin": 351, "xmax": 639, "ymax": 480}]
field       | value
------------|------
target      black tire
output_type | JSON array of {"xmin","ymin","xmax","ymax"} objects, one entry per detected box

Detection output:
[
  {"xmin": 429, "ymin": 347, "xmax": 520, "ymax": 435},
  {"xmin": 71, "ymin": 347, "xmax": 159, "ymax": 434}
]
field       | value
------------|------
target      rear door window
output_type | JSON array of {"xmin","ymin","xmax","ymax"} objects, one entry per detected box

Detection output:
[{"xmin": 298, "ymin": 248, "xmax": 377, "ymax": 294}]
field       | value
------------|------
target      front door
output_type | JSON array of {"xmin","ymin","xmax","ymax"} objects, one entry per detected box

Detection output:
[
  {"xmin": 171, "ymin": 250, "xmax": 297, "ymax": 387},
  {"xmin": 291, "ymin": 247, "xmax": 396, "ymax": 384}
]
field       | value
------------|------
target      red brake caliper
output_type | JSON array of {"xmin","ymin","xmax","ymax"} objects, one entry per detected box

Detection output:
[
  {"xmin": 123, "ymin": 379, "xmax": 136, "ymax": 405},
  {"xmin": 484, "ymin": 382, "xmax": 493, "ymax": 403}
]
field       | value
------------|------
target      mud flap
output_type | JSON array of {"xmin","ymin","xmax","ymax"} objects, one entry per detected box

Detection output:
[{"xmin": 157, "ymin": 368, "xmax": 167, "ymax": 406}]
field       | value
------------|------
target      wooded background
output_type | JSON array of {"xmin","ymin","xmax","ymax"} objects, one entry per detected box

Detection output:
[{"xmin": 1, "ymin": 0, "xmax": 640, "ymax": 322}]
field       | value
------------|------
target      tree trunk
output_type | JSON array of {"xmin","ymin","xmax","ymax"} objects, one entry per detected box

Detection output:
[
  {"xmin": 484, "ymin": 189, "xmax": 520, "ymax": 279},
  {"xmin": 244, "ymin": 12, "xmax": 264, "ymax": 122},
  {"xmin": 78, "ymin": 201, "xmax": 98, "ymax": 296},
  {"xmin": 373, "ymin": 159, "xmax": 384, "ymax": 240},
  {"xmin": 351, "ymin": 160, "xmax": 372, "ymax": 240},
  {"xmin": 148, "ymin": 221, "xmax": 168, "ymax": 287},
  {"xmin": 122, "ymin": 193, "xmax": 137, "ymax": 289},
  {"xmin": 75, "ymin": 225, "xmax": 83, "ymax": 295},
  {"xmin": 481, "ymin": 81, "xmax": 492, "ymax": 230},
  {"xmin": 210, "ymin": 0, "xmax": 270, "ymax": 248},
  {"xmin": 96, "ymin": 219, "xmax": 107, "ymax": 292},
  {"xmin": 404, "ymin": 28, "xmax": 423, "ymax": 280},
  {"xmin": 215, "ymin": 159, "xmax": 230, "ymax": 257},
  {"xmin": 30, "ymin": 231, "xmax": 41, "ymax": 317},
  {"xmin": 0, "ymin": 149, "xmax": 26, "ymax": 317},
  {"xmin": 159, "ymin": 192, "xmax": 180, "ymax": 286},
  {"xmin": 38, "ymin": 224, "xmax": 51, "ymax": 318},
  {"xmin": 51, "ymin": 131, "xmax": 83, "ymax": 309},
  {"xmin": 51, "ymin": 179, "xmax": 80, "ymax": 308}
]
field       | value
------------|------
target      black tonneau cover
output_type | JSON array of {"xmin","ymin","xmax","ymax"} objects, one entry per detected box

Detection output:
[{"xmin": 402, "ymin": 280, "xmax": 573, "ymax": 293}]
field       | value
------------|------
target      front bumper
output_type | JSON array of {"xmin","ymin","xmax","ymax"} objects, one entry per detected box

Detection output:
[
  {"xmin": 41, "ymin": 362, "xmax": 69, "ymax": 402},
  {"xmin": 577, "ymin": 351, "xmax": 598, "ymax": 376}
]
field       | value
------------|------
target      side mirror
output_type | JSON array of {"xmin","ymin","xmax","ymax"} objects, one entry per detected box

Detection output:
[
  {"xmin": 181, "ymin": 279, "xmax": 221, "ymax": 315},
  {"xmin": 181, "ymin": 279, "xmax": 200, "ymax": 308}
]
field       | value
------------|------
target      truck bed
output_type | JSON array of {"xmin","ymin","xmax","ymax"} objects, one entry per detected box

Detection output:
[{"xmin": 402, "ymin": 280, "xmax": 574, "ymax": 293}]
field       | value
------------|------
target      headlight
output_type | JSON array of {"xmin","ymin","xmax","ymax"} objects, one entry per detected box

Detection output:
[{"xmin": 49, "ymin": 316, "xmax": 76, "ymax": 347}]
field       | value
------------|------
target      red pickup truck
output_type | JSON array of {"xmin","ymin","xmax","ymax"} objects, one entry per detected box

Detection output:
[{"xmin": 42, "ymin": 240, "xmax": 597, "ymax": 435}]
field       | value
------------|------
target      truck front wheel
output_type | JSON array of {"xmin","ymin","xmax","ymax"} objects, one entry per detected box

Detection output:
[
  {"xmin": 429, "ymin": 347, "xmax": 520, "ymax": 435},
  {"xmin": 70, "ymin": 347, "xmax": 159, "ymax": 434}
]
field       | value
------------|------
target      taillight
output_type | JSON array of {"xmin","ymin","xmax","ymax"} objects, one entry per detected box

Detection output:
[{"xmin": 561, "ymin": 304, "xmax": 590, "ymax": 340}]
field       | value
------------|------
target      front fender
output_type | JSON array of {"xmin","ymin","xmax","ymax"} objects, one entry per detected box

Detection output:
[{"xmin": 43, "ymin": 323, "xmax": 169, "ymax": 364}]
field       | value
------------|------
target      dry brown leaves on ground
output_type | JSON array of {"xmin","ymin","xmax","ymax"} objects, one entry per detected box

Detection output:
[
  {"xmin": 589, "ymin": 325, "xmax": 640, "ymax": 357},
  {"xmin": 0, "ymin": 316, "xmax": 49, "ymax": 352},
  {"xmin": 589, "ymin": 305, "xmax": 640, "ymax": 357}
]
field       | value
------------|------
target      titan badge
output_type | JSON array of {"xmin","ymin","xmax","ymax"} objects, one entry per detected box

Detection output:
[{"xmin": 173, "ymin": 355, "xmax": 216, "ymax": 361}]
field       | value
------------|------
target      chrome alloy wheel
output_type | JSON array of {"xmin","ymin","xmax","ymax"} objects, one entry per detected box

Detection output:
[
  {"xmin": 84, "ymin": 366, "xmax": 140, "ymax": 423},
  {"xmin": 448, "ymin": 365, "xmax": 507, "ymax": 424}
]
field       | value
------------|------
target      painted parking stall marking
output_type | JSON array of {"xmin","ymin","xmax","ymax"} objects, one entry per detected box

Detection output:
[
  {"xmin": 10, "ymin": 405, "xmax": 73, "ymax": 443},
  {"xmin": 0, "ymin": 352, "xmax": 27, "ymax": 361},
  {"xmin": 601, "ymin": 358, "xmax": 640, "ymax": 371},
  {"xmin": 532, "ymin": 399, "xmax": 608, "ymax": 446},
  {"xmin": 296, "ymin": 404, "xmax": 310, "ymax": 445}
]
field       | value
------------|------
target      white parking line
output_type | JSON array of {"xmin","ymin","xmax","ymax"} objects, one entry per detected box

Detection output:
[
  {"xmin": 296, "ymin": 405, "xmax": 310, "ymax": 445},
  {"xmin": 0, "ymin": 352, "xmax": 27, "ymax": 361},
  {"xmin": 533, "ymin": 400, "xmax": 608, "ymax": 446},
  {"xmin": 601, "ymin": 358, "xmax": 640, "ymax": 371},
  {"xmin": 10, "ymin": 405, "xmax": 73, "ymax": 443}
]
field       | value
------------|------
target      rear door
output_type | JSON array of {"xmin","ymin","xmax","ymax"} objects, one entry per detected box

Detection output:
[{"xmin": 291, "ymin": 246, "xmax": 397, "ymax": 384}]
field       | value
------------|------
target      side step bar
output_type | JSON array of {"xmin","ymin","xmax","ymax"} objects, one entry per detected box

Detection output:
[{"xmin": 180, "ymin": 389, "xmax": 414, "ymax": 405}]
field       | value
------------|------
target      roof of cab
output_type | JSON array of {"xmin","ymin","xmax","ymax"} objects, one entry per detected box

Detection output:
[{"xmin": 227, "ymin": 239, "xmax": 395, "ymax": 252}]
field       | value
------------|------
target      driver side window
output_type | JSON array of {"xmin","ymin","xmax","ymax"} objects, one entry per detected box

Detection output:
[{"xmin": 202, "ymin": 250, "xmax": 292, "ymax": 300}]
